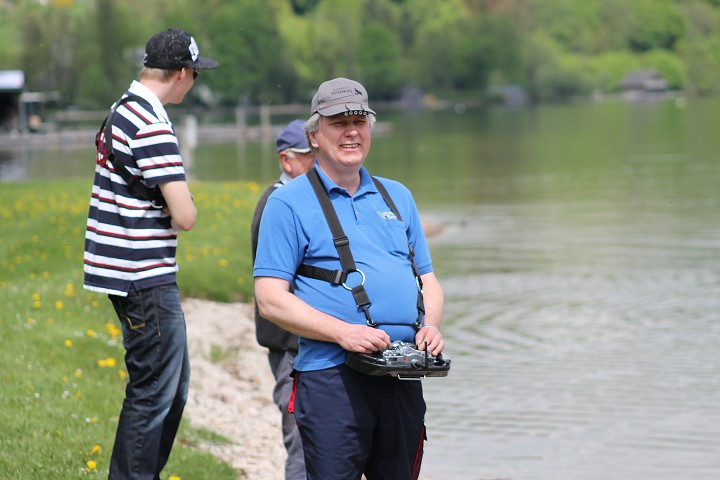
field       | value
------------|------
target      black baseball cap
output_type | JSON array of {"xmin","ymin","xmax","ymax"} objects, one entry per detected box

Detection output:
[{"xmin": 143, "ymin": 29, "xmax": 219, "ymax": 70}]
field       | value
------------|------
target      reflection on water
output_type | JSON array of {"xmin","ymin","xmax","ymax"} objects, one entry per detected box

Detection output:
[
  {"xmin": 418, "ymin": 114, "xmax": 720, "ymax": 479},
  {"xmin": 4, "ymin": 98, "xmax": 720, "ymax": 479},
  {"xmin": 421, "ymin": 198, "xmax": 720, "ymax": 479}
]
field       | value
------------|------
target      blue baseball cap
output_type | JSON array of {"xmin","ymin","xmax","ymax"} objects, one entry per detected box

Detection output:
[{"xmin": 276, "ymin": 119, "xmax": 311, "ymax": 153}]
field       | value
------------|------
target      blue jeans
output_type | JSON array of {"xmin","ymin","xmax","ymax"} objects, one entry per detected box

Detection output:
[{"xmin": 107, "ymin": 284, "xmax": 190, "ymax": 480}]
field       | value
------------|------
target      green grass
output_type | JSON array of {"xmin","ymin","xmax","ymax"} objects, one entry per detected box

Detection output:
[{"xmin": 0, "ymin": 178, "xmax": 263, "ymax": 479}]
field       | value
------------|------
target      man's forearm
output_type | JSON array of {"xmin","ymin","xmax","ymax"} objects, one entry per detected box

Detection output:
[{"xmin": 420, "ymin": 272, "xmax": 444, "ymax": 328}]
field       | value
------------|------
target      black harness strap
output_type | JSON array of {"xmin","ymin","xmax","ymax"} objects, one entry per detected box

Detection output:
[
  {"xmin": 299, "ymin": 168, "xmax": 374, "ymax": 324},
  {"xmin": 371, "ymin": 176, "xmax": 426, "ymax": 325},
  {"xmin": 96, "ymin": 95, "xmax": 166, "ymax": 207},
  {"xmin": 296, "ymin": 168, "xmax": 425, "ymax": 329}
]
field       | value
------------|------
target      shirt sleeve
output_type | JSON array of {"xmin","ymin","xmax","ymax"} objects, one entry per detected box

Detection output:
[
  {"xmin": 131, "ymin": 122, "xmax": 186, "ymax": 187},
  {"xmin": 253, "ymin": 194, "xmax": 306, "ymax": 282}
]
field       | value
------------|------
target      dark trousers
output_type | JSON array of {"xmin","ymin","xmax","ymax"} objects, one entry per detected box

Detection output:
[
  {"xmin": 107, "ymin": 284, "xmax": 190, "ymax": 480},
  {"xmin": 294, "ymin": 364, "xmax": 426, "ymax": 480}
]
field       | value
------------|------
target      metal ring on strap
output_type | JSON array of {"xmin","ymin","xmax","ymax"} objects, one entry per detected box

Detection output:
[{"xmin": 342, "ymin": 269, "xmax": 366, "ymax": 291}]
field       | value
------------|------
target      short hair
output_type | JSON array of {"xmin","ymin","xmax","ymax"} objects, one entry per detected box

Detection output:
[
  {"xmin": 304, "ymin": 112, "xmax": 376, "ymax": 154},
  {"xmin": 139, "ymin": 67, "xmax": 178, "ymax": 82}
]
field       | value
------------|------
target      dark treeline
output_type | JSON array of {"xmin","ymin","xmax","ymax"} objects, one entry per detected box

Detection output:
[{"xmin": 2, "ymin": 0, "xmax": 720, "ymax": 110}]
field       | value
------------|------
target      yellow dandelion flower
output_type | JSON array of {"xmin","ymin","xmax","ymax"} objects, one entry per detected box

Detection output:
[
  {"xmin": 74, "ymin": 369, "xmax": 83, "ymax": 378},
  {"xmin": 74, "ymin": 391, "xmax": 82, "ymax": 398},
  {"xmin": 33, "ymin": 300, "xmax": 41, "ymax": 309},
  {"xmin": 87, "ymin": 460, "xmax": 97, "ymax": 470},
  {"xmin": 97, "ymin": 359, "xmax": 107, "ymax": 367},
  {"xmin": 118, "ymin": 370, "xmax": 127, "ymax": 379},
  {"xmin": 91, "ymin": 300, "xmax": 100, "ymax": 308},
  {"xmin": 42, "ymin": 271, "xmax": 50, "ymax": 278},
  {"xmin": 105, "ymin": 323, "xmax": 122, "ymax": 338},
  {"xmin": 55, "ymin": 300, "xmax": 63, "ymax": 310},
  {"xmin": 86, "ymin": 329, "xmax": 96, "ymax": 337},
  {"xmin": 92, "ymin": 445, "xmax": 101, "ymax": 454},
  {"xmin": 105, "ymin": 358, "xmax": 116, "ymax": 367},
  {"xmin": 32, "ymin": 293, "xmax": 40, "ymax": 300},
  {"xmin": 64, "ymin": 339, "xmax": 73, "ymax": 348},
  {"xmin": 218, "ymin": 258, "xmax": 229, "ymax": 268},
  {"xmin": 169, "ymin": 475, "xmax": 181, "ymax": 480}
]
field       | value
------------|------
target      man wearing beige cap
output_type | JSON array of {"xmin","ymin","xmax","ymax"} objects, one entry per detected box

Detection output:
[
  {"xmin": 84, "ymin": 28, "xmax": 218, "ymax": 480},
  {"xmin": 251, "ymin": 119, "xmax": 314, "ymax": 479},
  {"xmin": 254, "ymin": 78, "xmax": 445, "ymax": 479}
]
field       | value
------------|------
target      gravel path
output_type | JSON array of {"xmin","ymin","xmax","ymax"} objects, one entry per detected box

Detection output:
[
  {"xmin": 181, "ymin": 297, "xmax": 439, "ymax": 480},
  {"xmin": 183, "ymin": 298, "xmax": 285, "ymax": 480}
]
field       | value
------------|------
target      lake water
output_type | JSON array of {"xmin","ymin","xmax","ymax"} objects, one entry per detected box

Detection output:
[{"xmin": 3, "ymin": 97, "xmax": 720, "ymax": 479}]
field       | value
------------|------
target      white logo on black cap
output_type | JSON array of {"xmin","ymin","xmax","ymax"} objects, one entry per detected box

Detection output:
[{"xmin": 189, "ymin": 37, "xmax": 199, "ymax": 62}]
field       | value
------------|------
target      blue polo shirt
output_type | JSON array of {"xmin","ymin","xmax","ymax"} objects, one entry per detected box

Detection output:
[{"xmin": 254, "ymin": 164, "xmax": 434, "ymax": 372}]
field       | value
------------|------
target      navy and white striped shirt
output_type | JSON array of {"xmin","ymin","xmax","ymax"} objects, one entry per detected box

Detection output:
[{"xmin": 84, "ymin": 81, "xmax": 186, "ymax": 296}]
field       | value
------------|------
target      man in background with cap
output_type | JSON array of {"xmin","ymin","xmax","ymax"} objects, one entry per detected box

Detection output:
[
  {"xmin": 254, "ymin": 78, "xmax": 445, "ymax": 479},
  {"xmin": 251, "ymin": 119, "xmax": 314, "ymax": 479},
  {"xmin": 83, "ymin": 28, "xmax": 218, "ymax": 480}
]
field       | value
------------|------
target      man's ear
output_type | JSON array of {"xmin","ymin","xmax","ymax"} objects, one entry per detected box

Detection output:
[
  {"xmin": 308, "ymin": 130, "xmax": 319, "ymax": 149},
  {"xmin": 279, "ymin": 152, "xmax": 293, "ymax": 175}
]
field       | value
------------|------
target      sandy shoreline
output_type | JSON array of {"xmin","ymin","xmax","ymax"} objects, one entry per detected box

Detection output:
[
  {"xmin": 182, "ymin": 298, "xmax": 439, "ymax": 480},
  {"xmin": 182, "ymin": 298, "xmax": 285, "ymax": 479}
]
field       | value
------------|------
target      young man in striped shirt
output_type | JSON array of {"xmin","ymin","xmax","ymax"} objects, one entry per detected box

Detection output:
[{"xmin": 83, "ymin": 29, "xmax": 218, "ymax": 480}]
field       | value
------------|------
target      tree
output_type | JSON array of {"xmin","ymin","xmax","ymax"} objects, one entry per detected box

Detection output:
[
  {"xmin": 453, "ymin": 13, "xmax": 522, "ymax": 90},
  {"xmin": 207, "ymin": 0, "xmax": 292, "ymax": 104},
  {"xmin": 357, "ymin": 23, "xmax": 403, "ymax": 99},
  {"xmin": 412, "ymin": 0, "xmax": 467, "ymax": 90},
  {"xmin": 627, "ymin": 0, "xmax": 685, "ymax": 52}
]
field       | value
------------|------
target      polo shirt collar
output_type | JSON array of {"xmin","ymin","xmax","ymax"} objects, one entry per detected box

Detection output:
[
  {"xmin": 127, "ymin": 80, "xmax": 171, "ymax": 124},
  {"xmin": 313, "ymin": 163, "xmax": 378, "ymax": 197},
  {"xmin": 278, "ymin": 172, "xmax": 293, "ymax": 185}
]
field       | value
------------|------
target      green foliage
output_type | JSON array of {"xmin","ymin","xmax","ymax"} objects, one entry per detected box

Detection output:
[
  {"xmin": 642, "ymin": 49, "xmax": 685, "ymax": 88},
  {"xmin": 357, "ymin": 23, "xmax": 403, "ymax": 99},
  {"xmin": 208, "ymin": 0, "xmax": 294, "ymax": 104},
  {"xmin": 305, "ymin": 0, "xmax": 364, "ymax": 83},
  {"xmin": 529, "ymin": 0, "xmax": 601, "ymax": 54},
  {"xmin": 588, "ymin": 51, "xmax": 640, "ymax": 92},
  {"xmin": 679, "ymin": 34, "xmax": 720, "ymax": 94},
  {"xmin": 0, "ymin": 4, "xmax": 22, "ymax": 68},
  {"xmin": 412, "ymin": 0, "xmax": 467, "ymax": 90},
  {"xmin": 627, "ymin": 0, "xmax": 685, "ymax": 52},
  {"xmin": 0, "ymin": 179, "xmax": 253, "ymax": 479},
  {"xmin": 5, "ymin": 0, "xmax": 720, "ymax": 106}
]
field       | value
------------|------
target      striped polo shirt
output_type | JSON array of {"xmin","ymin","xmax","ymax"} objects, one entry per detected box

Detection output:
[{"xmin": 83, "ymin": 81, "xmax": 186, "ymax": 296}]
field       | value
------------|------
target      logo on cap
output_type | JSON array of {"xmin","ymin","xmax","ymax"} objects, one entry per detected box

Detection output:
[{"xmin": 189, "ymin": 37, "xmax": 199, "ymax": 62}]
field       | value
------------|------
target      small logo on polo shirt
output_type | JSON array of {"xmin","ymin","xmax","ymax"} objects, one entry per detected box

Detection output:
[{"xmin": 378, "ymin": 211, "xmax": 397, "ymax": 221}]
